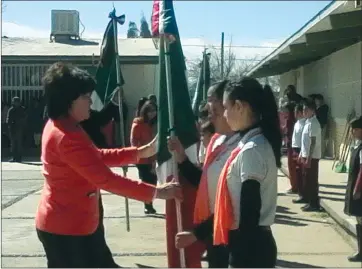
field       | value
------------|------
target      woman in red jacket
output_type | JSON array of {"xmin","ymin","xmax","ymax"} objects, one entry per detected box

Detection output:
[
  {"xmin": 130, "ymin": 100, "xmax": 158, "ymax": 214},
  {"xmin": 36, "ymin": 62, "xmax": 182, "ymax": 268}
]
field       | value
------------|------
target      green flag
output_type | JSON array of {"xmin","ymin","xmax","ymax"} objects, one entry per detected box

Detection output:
[
  {"xmin": 191, "ymin": 53, "xmax": 210, "ymax": 115},
  {"xmin": 91, "ymin": 12, "xmax": 125, "ymax": 111},
  {"xmin": 152, "ymin": 0, "xmax": 200, "ymax": 181}
]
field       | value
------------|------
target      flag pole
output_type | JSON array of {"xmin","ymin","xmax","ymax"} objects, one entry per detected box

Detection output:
[
  {"xmin": 112, "ymin": 11, "xmax": 131, "ymax": 232},
  {"xmin": 202, "ymin": 48, "xmax": 207, "ymax": 100},
  {"xmin": 162, "ymin": 35, "xmax": 187, "ymax": 268}
]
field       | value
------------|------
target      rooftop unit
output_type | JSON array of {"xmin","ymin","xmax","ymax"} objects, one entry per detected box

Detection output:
[{"xmin": 50, "ymin": 10, "xmax": 80, "ymax": 41}]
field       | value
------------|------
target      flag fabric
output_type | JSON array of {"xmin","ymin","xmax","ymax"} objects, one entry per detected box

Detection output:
[
  {"xmin": 191, "ymin": 53, "xmax": 210, "ymax": 115},
  {"xmin": 152, "ymin": 0, "xmax": 206, "ymax": 267},
  {"xmin": 91, "ymin": 10, "xmax": 126, "ymax": 112}
]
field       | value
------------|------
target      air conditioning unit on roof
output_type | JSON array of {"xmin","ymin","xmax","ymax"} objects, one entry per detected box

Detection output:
[{"xmin": 51, "ymin": 10, "xmax": 80, "ymax": 39}]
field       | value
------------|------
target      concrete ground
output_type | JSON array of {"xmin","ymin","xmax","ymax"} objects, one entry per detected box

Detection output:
[{"xmin": 1, "ymin": 159, "xmax": 361, "ymax": 268}]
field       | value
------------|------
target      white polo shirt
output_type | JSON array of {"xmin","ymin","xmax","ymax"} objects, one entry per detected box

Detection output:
[
  {"xmin": 226, "ymin": 128, "xmax": 278, "ymax": 228},
  {"xmin": 301, "ymin": 115, "xmax": 322, "ymax": 159},
  {"xmin": 206, "ymin": 133, "xmax": 240, "ymax": 212},
  {"xmin": 292, "ymin": 118, "xmax": 306, "ymax": 149}
]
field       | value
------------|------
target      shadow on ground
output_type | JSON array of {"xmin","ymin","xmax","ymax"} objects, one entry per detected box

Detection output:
[
  {"xmin": 277, "ymin": 259, "xmax": 325, "ymax": 268},
  {"xmin": 275, "ymin": 205, "xmax": 330, "ymax": 227}
]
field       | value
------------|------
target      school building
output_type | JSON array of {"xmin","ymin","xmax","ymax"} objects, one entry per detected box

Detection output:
[
  {"xmin": 247, "ymin": 0, "xmax": 362, "ymax": 158},
  {"xmin": 1, "ymin": 36, "xmax": 159, "ymax": 136}
]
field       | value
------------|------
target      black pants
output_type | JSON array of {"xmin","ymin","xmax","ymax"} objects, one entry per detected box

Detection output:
[
  {"xmin": 37, "ymin": 196, "xmax": 119, "ymax": 268},
  {"xmin": 95, "ymin": 194, "xmax": 119, "ymax": 268},
  {"xmin": 10, "ymin": 129, "xmax": 23, "ymax": 160},
  {"xmin": 136, "ymin": 164, "xmax": 157, "ymax": 207},
  {"xmin": 205, "ymin": 237, "xmax": 229, "ymax": 268},
  {"xmin": 37, "ymin": 229, "xmax": 99, "ymax": 268},
  {"xmin": 229, "ymin": 228, "xmax": 277, "ymax": 268}
]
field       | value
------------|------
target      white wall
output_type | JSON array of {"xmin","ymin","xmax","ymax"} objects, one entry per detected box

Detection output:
[
  {"xmin": 120, "ymin": 64, "xmax": 158, "ymax": 143},
  {"xmin": 279, "ymin": 41, "xmax": 362, "ymax": 157}
]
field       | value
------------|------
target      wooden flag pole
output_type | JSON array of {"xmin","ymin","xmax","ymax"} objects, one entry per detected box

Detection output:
[
  {"xmin": 162, "ymin": 35, "xmax": 186, "ymax": 268},
  {"xmin": 112, "ymin": 13, "xmax": 131, "ymax": 232}
]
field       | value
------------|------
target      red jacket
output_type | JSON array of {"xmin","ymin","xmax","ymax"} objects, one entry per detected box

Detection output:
[
  {"xmin": 35, "ymin": 117, "xmax": 156, "ymax": 236},
  {"xmin": 130, "ymin": 117, "xmax": 155, "ymax": 164}
]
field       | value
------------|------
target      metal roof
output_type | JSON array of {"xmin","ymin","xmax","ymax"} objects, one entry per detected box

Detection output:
[
  {"xmin": 247, "ymin": 0, "xmax": 362, "ymax": 78},
  {"xmin": 1, "ymin": 37, "xmax": 158, "ymax": 57}
]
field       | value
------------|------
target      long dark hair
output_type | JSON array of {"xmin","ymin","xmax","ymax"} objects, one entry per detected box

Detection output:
[
  {"xmin": 136, "ymin": 97, "xmax": 148, "ymax": 117},
  {"xmin": 139, "ymin": 100, "xmax": 157, "ymax": 124},
  {"xmin": 224, "ymin": 77, "xmax": 282, "ymax": 167}
]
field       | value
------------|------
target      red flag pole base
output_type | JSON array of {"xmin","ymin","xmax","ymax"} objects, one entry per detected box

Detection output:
[{"xmin": 165, "ymin": 177, "xmax": 206, "ymax": 268}]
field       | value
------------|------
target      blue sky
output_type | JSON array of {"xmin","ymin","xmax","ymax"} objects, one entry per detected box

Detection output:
[{"xmin": 2, "ymin": 1, "xmax": 332, "ymax": 59}]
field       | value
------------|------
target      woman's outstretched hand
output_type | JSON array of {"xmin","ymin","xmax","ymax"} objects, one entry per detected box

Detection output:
[
  {"xmin": 155, "ymin": 181, "xmax": 183, "ymax": 201},
  {"xmin": 138, "ymin": 135, "xmax": 158, "ymax": 159}
]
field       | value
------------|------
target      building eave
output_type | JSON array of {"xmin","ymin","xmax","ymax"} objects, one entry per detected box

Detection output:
[{"xmin": 247, "ymin": 1, "xmax": 362, "ymax": 78}]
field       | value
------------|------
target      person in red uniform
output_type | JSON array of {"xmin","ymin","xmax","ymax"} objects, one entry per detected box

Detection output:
[
  {"xmin": 130, "ymin": 100, "xmax": 158, "ymax": 214},
  {"xmin": 35, "ymin": 62, "xmax": 182, "ymax": 268}
]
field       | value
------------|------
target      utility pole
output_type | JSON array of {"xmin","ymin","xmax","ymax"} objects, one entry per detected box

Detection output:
[{"xmin": 220, "ymin": 32, "xmax": 224, "ymax": 80}]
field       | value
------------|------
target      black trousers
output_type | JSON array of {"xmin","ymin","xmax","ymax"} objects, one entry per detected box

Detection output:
[
  {"xmin": 136, "ymin": 164, "xmax": 157, "ymax": 207},
  {"xmin": 95, "ymin": 194, "xmax": 119, "ymax": 268},
  {"xmin": 37, "ymin": 229, "xmax": 99, "ymax": 268},
  {"xmin": 9, "ymin": 129, "xmax": 23, "ymax": 160},
  {"xmin": 229, "ymin": 228, "xmax": 277, "ymax": 268},
  {"xmin": 37, "ymin": 195, "xmax": 119, "ymax": 268},
  {"xmin": 205, "ymin": 237, "xmax": 229, "ymax": 268}
]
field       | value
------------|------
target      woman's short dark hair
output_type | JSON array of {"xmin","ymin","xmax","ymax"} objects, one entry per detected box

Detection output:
[
  {"xmin": 42, "ymin": 62, "xmax": 96, "ymax": 120},
  {"xmin": 139, "ymin": 100, "xmax": 157, "ymax": 123},
  {"xmin": 224, "ymin": 77, "xmax": 282, "ymax": 168}
]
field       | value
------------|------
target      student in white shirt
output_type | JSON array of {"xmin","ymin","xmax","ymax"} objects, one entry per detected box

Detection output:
[
  {"xmin": 175, "ymin": 78, "xmax": 282, "ymax": 268},
  {"xmin": 169, "ymin": 80, "xmax": 240, "ymax": 268},
  {"xmin": 299, "ymin": 99, "xmax": 322, "ymax": 211},
  {"xmin": 291, "ymin": 104, "xmax": 306, "ymax": 202}
]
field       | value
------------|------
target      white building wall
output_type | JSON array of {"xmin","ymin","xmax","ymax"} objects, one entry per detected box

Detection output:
[
  {"xmin": 279, "ymin": 42, "xmax": 362, "ymax": 157},
  {"xmin": 120, "ymin": 64, "xmax": 158, "ymax": 143}
]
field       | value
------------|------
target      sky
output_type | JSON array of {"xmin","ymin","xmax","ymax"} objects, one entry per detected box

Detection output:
[{"xmin": 2, "ymin": 1, "xmax": 332, "ymax": 62}]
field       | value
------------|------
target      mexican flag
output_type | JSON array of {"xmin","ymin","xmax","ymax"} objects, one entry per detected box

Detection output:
[
  {"xmin": 191, "ymin": 53, "xmax": 210, "ymax": 115},
  {"xmin": 152, "ymin": 0, "xmax": 205, "ymax": 267},
  {"xmin": 91, "ymin": 11, "xmax": 126, "ymax": 112}
]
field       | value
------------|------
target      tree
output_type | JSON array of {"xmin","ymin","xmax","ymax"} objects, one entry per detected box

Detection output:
[
  {"xmin": 186, "ymin": 39, "xmax": 282, "ymax": 99},
  {"xmin": 186, "ymin": 39, "xmax": 257, "ymax": 98},
  {"xmin": 127, "ymin": 21, "xmax": 139, "ymax": 38},
  {"xmin": 139, "ymin": 15, "xmax": 152, "ymax": 38},
  {"xmin": 2, "ymin": 2, "xmax": 6, "ymax": 13}
]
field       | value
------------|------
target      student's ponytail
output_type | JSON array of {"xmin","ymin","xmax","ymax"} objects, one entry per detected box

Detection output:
[{"xmin": 260, "ymin": 85, "xmax": 282, "ymax": 167}]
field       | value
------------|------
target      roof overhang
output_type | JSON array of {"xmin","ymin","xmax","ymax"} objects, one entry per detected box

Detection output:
[
  {"xmin": 247, "ymin": 1, "xmax": 362, "ymax": 78},
  {"xmin": 1, "ymin": 55, "xmax": 159, "ymax": 65}
]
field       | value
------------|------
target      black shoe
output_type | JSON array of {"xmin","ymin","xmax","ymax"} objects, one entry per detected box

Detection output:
[
  {"xmin": 293, "ymin": 197, "xmax": 307, "ymax": 204},
  {"xmin": 144, "ymin": 206, "xmax": 157, "ymax": 215},
  {"xmin": 201, "ymin": 253, "xmax": 208, "ymax": 261},
  {"xmin": 348, "ymin": 253, "xmax": 362, "ymax": 262},
  {"xmin": 301, "ymin": 204, "xmax": 320, "ymax": 212}
]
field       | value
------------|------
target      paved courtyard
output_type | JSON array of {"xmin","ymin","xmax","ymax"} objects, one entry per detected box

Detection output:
[{"xmin": 1, "ymin": 160, "xmax": 361, "ymax": 268}]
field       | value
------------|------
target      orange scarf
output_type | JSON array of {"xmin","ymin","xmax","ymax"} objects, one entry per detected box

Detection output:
[
  {"xmin": 193, "ymin": 134, "xmax": 225, "ymax": 224},
  {"xmin": 213, "ymin": 129, "xmax": 262, "ymax": 245}
]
